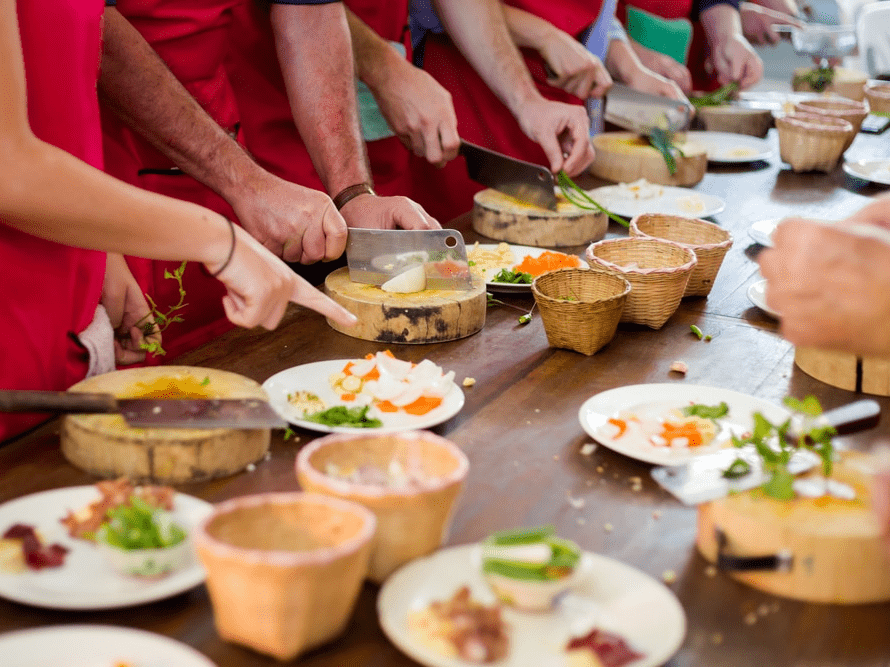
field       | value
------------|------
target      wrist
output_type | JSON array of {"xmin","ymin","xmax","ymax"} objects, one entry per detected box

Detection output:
[
  {"xmin": 333, "ymin": 182, "xmax": 376, "ymax": 211},
  {"xmin": 205, "ymin": 215, "xmax": 237, "ymax": 278}
]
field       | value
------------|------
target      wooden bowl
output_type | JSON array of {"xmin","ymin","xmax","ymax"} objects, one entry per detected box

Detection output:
[
  {"xmin": 589, "ymin": 132, "xmax": 707, "ymax": 187},
  {"xmin": 695, "ymin": 105, "xmax": 773, "ymax": 138},
  {"xmin": 864, "ymin": 82, "xmax": 890, "ymax": 115},
  {"xmin": 776, "ymin": 113, "xmax": 852, "ymax": 173},
  {"xmin": 195, "ymin": 492, "xmax": 375, "ymax": 660},
  {"xmin": 61, "ymin": 366, "xmax": 271, "ymax": 483},
  {"xmin": 295, "ymin": 430, "xmax": 469, "ymax": 583}
]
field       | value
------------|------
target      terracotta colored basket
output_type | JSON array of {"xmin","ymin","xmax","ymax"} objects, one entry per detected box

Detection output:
[
  {"xmin": 585, "ymin": 237, "xmax": 696, "ymax": 329},
  {"xmin": 194, "ymin": 492, "xmax": 376, "ymax": 661},
  {"xmin": 865, "ymin": 82, "xmax": 890, "ymax": 115},
  {"xmin": 629, "ymin": 213, "xmax": 733, "ymax": 297},
  {"xmin": 776, "ymin": 112, "xmax": 852, "ymax": 173},
  {"xmin": 296, "ymin": 430, "xmax": 469, "ymax": 583},
  {"xmin": 531, "ymin": 268, "xmax": 630, "ymax": 355},
  {"xmin": 793, "ymin": 97, "xmax": 869, "ymax": 150}
]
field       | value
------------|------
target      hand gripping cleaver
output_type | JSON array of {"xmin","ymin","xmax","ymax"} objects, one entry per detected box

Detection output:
[{"xmin": 459, "ymin": 140, "xmax": 558, "ymax": 211}]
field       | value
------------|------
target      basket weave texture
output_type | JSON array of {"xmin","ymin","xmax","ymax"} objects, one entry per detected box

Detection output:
[
  {"xmin": 629, "ymin": 214, "xmax": 733, "ymax": 297},
  {"xmin": 585, "ymin": 237, "xmax": 696, "ymax": 329},
  {"xmin": 776, "ymin": 112, "xmax": 852, "ymax": 172},
  {"xmin": 532, "ymin": 268, "xmax": 630, "ymax": 355},
  {"xmin": 793, "ymin": 98, "xmax": 869, "ymax": 150},
  {"xmin": 865, "ymin": 83, "xmax": 890, "ymax": 115}
]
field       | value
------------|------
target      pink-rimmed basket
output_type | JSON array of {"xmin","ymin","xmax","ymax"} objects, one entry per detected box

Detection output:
[
  {"xmin": 793, "ymin": 97, "xmax": 869, "ymax": 150},
  {"xmin": 865, "ymin": 82, "xmax": 890, "ymax": 115},
  {"xmin": 776, "ymin": 112, "xmax": 852, "ymax": 172}
]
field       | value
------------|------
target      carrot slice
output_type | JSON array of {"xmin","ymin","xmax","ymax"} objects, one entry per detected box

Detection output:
[
  {"xmin": 376, "ymin": 400, "xmax": 400, "ymax": 413},
  {"xmin": 608, "ymin": 418, "xmax": 627, "ymax": 438},
  {"xmin": 515, "ymin": 251, "xmax": 580, "ymax": 277},
  {"xmin": 402, "ymin": 395, "xmax": 443, "ymax": 415},
  {"xmin": 340, "ymin": 393, "xmax": 356, "ymax": 402}
]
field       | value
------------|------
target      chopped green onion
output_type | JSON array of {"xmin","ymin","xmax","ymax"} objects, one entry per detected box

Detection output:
[{"xmin": 557, "ymin": 172, "xmax": 628, "ymax": 228}]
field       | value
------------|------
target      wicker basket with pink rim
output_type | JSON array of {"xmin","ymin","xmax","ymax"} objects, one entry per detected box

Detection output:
[
  {"xmin": 193, "ymin": 491, "xmax": 376, "ymax": 661},
  {"xmin": 776, "ymin": 112, "xmax": 852, "ymax": 173},
  {"xmin": 865, "ymin": 82, "xmax": 890, "ymax": 115},
  {"xmin": 629, "ymin": 213, "xmax": 733, "ymax": 297},
  {"xmin": 793, "ymin": 97, "xmax": 869, "ymax": 151},
  {"xmin": 585, "ymin": 237, "xmax": 697, "ymax": 329},
  {"xmin": 295, "ymin": 430, "xmax": 469, "ymax": 583}
]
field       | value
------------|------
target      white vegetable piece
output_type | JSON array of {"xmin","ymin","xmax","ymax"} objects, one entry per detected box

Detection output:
[{"xmin": 381, "ymin": 264, "xmax": 426, "ymax": 293}]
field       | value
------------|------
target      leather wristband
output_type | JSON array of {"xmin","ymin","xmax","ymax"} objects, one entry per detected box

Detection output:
[{"xmin": 333, "ymin": 182, "xmax": 376, "ymax": 210}]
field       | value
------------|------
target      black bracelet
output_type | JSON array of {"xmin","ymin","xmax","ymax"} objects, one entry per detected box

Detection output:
[
  {"xmin": 210, "ymin": 216, "xmax": 236, "ymax": 278},
  {"xmin": 332, "ymin": 182, "xmax": 376, "ymax": 210}
]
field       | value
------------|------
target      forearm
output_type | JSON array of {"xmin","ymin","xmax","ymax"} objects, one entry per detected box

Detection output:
[
  {"xmin": 700, "ymin": 3, "xmax": 744, "ymax": 44},
  {"xmin": 501, "ymin": 5, "xmax": 560, "ymax": 51},
  {"xmin": 271, "ymin": 3, "xmax": 370, "ymax": 194},
  {"xmin": 346, "ymin": 8, "xmax": 406, "ymax": 90},
  {"xmin": 98, "ymin": 8, "xmax": 267, "ymax": 208},
  {"xmin": 605, "ymin": 38, "xmax": 648, "ymax": 84}
]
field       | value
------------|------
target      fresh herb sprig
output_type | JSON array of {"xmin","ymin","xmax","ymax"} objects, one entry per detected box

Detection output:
[
  {"xmin": 134, "ymin": 261, "xmax": 189, "ymax": 357},
  {"xmin": 557, "ymin": 172, "xmax": 628, "ymax": 228},
  {"xmin": 304, "ymin": 405, "xmax": 382, "ymax": 428},
  {"xmin": 487, "ymin": 293, "xmax": 536, "ymax": 325},
  {"xmin": 689, "ymin": 82, "xmax": 740, "ymax": 108},
  {"xmin": 492, "ymin": 268, "xmax": 533, "ymax": 284},
  {"xmin": 793, "ymin": 66, "xmax": 835, "ymax": 92},
  {"xmin": 648, "ymin": 126, "xmax": 686, "ymax": 175}
]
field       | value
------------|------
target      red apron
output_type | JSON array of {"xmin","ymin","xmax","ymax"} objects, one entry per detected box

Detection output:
[
  {"xmin": 411, "ymin": 0, "xmax": 601, "ymax": 224},
  {"xmin": 0, "ymin": 0, "xmax": 107, "ymax": 441},
  {"xmin": 226, "ymin": 0, "xmax": 414, "ymax": 199},
  {"xmin": 102, "ymin": 0, "xmax": 243, "ymax": 362}
]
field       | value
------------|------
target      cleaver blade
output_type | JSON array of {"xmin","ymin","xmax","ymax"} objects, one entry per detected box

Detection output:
[
  {"xmin": 0, "ymin": 389, "xmax": 287, "ymax": 429},
  {"xmin": 459, "ymin": 140, "xmax": 558, "ymax": 211},
  {"xmin": 346, "ymin": 228, "xmax": 473, "ymax": 290},
  {"xmin": 604, "ymin": 83, "xmax": 694, "ymax": 137}
]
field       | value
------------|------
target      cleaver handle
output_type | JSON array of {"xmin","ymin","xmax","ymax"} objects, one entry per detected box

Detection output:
[
  {"xmin": 819, "ymin": 399, "xmax": 881, "ymax": 436},
  {"xmin": 0, "ymin": 389, "xmax": 118, "ymax": 414}
]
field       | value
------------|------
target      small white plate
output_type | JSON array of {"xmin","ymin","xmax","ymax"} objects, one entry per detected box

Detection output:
[
  {"xmin": 747, "ymin": 279, "xmax": 780, "ymax": 319},
  {"xmin": 0, "ymin": 624, "xmax": 217, "ymax": 667},
  {"xmin": 262, "ymin": 359, "xmax": 465, "ymax": 434},
  {"xmin": 843, "ymin": 159, "xmax": 890, "ymax": 186},
  {"xmin": 378, "ymin": 543, "xmax": 685, "ymax": 667},
  {"xmin": 468, "ymin": 243, "xmax": 588, "ymax": 293},
  {"xmin": 748, "ymin": 218, "xmax": 780, "ymax": 247},
  {"xmin": 578, "ymin": 383, "xmax": 788, "ymax": 466},
  {"xmin": 586, "ymin": 184, "xmax": 725, "ymax": 219},
  {"xmin": 0, "ymin": 486, "xmax": 211, "ymax": 610},
  {"xmin": 685, "ymin": 131, "xmax": 774, "ymax": 163}
]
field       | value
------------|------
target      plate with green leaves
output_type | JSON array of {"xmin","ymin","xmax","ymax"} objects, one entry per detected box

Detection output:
[
  {"xmin": 468, "ymin": 243, "xmax": 588, "ymax": 293},
  {"xmin": 578, "ymin": 383, "xmax": 788, "ymax": 466}
]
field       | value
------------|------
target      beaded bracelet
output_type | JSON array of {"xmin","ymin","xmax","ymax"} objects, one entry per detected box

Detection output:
[
  {"xmin": 210, "ymin": 216, "xmax": 236, "ymax": 278},
  {"xmin": 333, "ymin": 182, "xmax": 376, "ymax": 210}
]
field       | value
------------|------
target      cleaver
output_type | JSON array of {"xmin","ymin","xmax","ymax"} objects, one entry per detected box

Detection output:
[
  {"xmin": 346, "ymin": 228, "xmax": 474, "ymax": 290},
  {"xmin": 0, "ymin": 389, "xmax": 287, "ymax": 429},
  {"xmin": 604, "ymin": 84, "xmax": 694, "ymax": 137},
  {"xmin": 459, "ymin": 140, "xmax": 557, "ymax": 211}
]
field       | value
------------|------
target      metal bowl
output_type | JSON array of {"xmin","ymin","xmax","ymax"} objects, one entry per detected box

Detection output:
[{"xmin": 776, "ymin": 24, "xmax": 857, "ymax": 59}]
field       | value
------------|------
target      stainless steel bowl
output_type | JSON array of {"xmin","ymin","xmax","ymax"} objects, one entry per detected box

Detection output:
[{"xmin": 775, "ymin": 24, "xmax": 857, "ymax": 59}]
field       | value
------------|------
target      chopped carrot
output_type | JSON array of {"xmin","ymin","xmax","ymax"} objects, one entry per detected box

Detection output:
[
  {"xmin": 514, "ymin": 251, "xmax": 580, "ymax": 277},
  {"xmin": 659, "ymin": 421, "xmax": 703, "ymax": 447},
  {"xmin": 362, "ymin": 366, "xmax": 380, "ymax": 380},
  {"xmin": 343, "ymin": 361, "xmax": 355, "ymax": 374},
  {"xmin": 402, "ymin": 395, "xmax": 443, "ymax": 415},
  {"xmin": 608, "ymin": 417, "xmax": 627, "ymax": 438},
  {"xmin": 376, "ymin": 400, "xmax": 400, "ymax": 413},
  {"xmin": 340, "ymin": 393, "xmax": 356, "ymax": 401}
]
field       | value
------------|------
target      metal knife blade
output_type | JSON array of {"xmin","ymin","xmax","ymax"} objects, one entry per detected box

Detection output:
[
  {"xmin": 345, "ymin": 228, "xmax": 473, "ymax": 290},
  {"xmin": 604, "ymin": 84, "xmax": 693, "ymax": 136},
  {"xmin": 459, "ymin": 140, "xmax": 557, "ymax": 211},
  {"xmin": 0, "ymin": 389, "xmax": 287, "ymax": 429}
]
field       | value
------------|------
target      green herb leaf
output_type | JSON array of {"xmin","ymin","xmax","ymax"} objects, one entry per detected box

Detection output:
[
  {"xmin": 689, "ymin": 82, "xmax": 740, "ymax": 108},
  {"xmin": 682, "ymin": 402, "xmax": 729, "ymax": 420},
  {"xmin": 762, "ymin": 467, "xmax": 796, "ymax": 501},
  {"xmin": 722, "ymin": 457, "xmax": 751, "ymax": 479},
  {"xmin": 493, "ymin": 268, "xmax": 533, "ymax": 284},
  {"xmin": 303, "ymin": 405, "xmax": 382, "ymax": 428},
  {"xmin": 137, "ymin": 260, "xmax": 189, "ymax": 357},
  {"xmin": 792, "ymin": 66, "xmax": 834, "ymax": 92}
]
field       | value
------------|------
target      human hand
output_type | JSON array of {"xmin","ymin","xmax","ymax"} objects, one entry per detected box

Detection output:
[
  {"xmin": 206, "ymin": 224, "xmax": 358, "ymax": 330},
  {"xmin": 372, "ymin": 60, "xmax": 460, "ymax": 167},
  {"xmin": 339, "ymin": 193, "xmax": 440, "ymax": 230},
  {"xmin": 740, "ymin": 2, "xmax": 803, "ymax": 46},
  {"xmin": 515, "ymin": 98, "xmax": 594, "ymax": 176},
  {"xmin": 623, "ymin": 67, "xmax": 690, "ymax": 103},
  {"xmin": 101, "ymin": 253, "xmax": 159, "ymax": 365},
  {"xmin": 758, "ymin": 218, "xmax": 890, "ymax": 357},
  {"xmin": 231, "ymin": 173, "xmax": 348, "ymax": 265},
  {"xmin": 629, "ymin": 40, "xmax": 693, "ymax": 94},
  {"xmin": 707, "ymin": 33, "xmax": 764, "ymax": 89},
  {"xmin": 540, "ymin": 32, "xmax": 612, "ymax": 100}
]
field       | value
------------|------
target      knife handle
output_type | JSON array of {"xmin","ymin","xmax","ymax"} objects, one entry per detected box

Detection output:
[
  {"xmin": 820, "ymin": 399, "xmax": 881, "ymax": 436},
  {"xmin": 0, "ymin": 390, "xmax": 118, "ymax": 414}
]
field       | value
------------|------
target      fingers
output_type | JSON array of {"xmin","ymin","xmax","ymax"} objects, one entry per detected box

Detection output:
[
  {"xmin": 560, "ymin": 127, "xmax": 595, "ymax": 177},
  {"xmin": 439, "ymin": 124, "xmax": 461, "ymax": 163},
  {"xmin": 291, "ymin": 281, "xmax": 358, "ymax": 329},
  {"xmin": 393, "ymin": 199, "xmax": 440, "ymax": 230}
]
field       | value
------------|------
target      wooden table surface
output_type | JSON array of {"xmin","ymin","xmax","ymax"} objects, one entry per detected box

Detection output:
[{"xmin": 2, "ymin": 129, "xmax": 890, "ymax": 666}]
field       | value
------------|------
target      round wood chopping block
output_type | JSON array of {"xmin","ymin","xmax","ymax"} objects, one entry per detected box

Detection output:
[
  {"xmin": 589, "ymin": 132, "xmax": 707, "ymax": 187},
  {"xmin": 696, "ymin": 452, "xmax": 890, "ymax": 604},
  {"xmin": 792, "ymin": 66, "xmax": 867, "ymax": 101},
  {"xmin": 61, "ymin": 367, "xmax": 271, "ymax": 484},
  {"xmin": 794, "ymin": 346, "xmax": 890, "ymax": 396},
  {"xmin": 696, "ymin": 105, "xmax": 773, "ymax": 138},
  {"xmin": 471, "ymin": 188, "xmax": 607, "ymax": 247},
  {"xmin": 324, "ymin": 267, "xmax": 486, "ymax": 344}
]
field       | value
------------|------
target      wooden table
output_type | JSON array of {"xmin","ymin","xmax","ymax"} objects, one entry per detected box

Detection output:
[{"xmin": 2, "ymin": 129, "xmax": 890, "ymax": 666}]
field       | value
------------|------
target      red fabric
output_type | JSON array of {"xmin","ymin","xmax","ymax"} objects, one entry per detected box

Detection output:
[
  {"xmin": 0, "ymin": 0, "xmax": 107, "ymax": 441},
  {"xmin": 226, "ymin": 0, "xmax": 415, "ymax": 200},
  {"xmin": 505, "ymin": 0, "xmax": 602, "ymax": 38},
  {"xmin": 102, "ymin": 0, "xmax": 240, "ymax": 362}
]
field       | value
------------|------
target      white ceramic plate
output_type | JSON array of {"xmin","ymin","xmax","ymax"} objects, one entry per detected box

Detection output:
[
  {"xmin": 685, "ymin": 131, "xmax": 773, "ymax": 163},
  {"xmin": 0, "ymin": 624, "xmax": 217, "ymax": 667},
  {"xmin": 0, "ymin": 486, "xmax": 212, "ymax": 610},
  {"xmin": 468, "ymin": 243, "xmax": 588, "ymax": 293},
  {"xmin": 378, "ymin": 543, "xmax": 685, "ymax": 667},
  {"xmin": 748, "ymin": 218, "xmax": 780, "ymax": 247},
  {"xmin": 578, "ymin": 383, "xmax": 788, "ymax": 466},
  {"xmin": 843, "ymin": 159, "xmax": 890, "ymax": 186},
  {"xmin": 747, "ymin": 278, "xmax": 780, "ymax": 319},
  {"xmin": 586, "ymin": 184, "xmax": 725, "ymax": 219},
  {"xmin": 262, "ymin": 359, "xmax": 465, "ymax": 434}
]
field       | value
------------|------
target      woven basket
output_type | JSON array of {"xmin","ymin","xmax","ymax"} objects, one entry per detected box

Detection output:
[
  {"xmin": 865, "ymin": 82, "xmax": 890, "ymax": 115},
  {"xmin": 532, "ymin": 268, "xmax": 630, "ymax": 355},
  {"xmin": 629, "ymin": 214, "xmax": 733, "ymax": 297},
  {"xmin": 793, "ymin": 97, "xmax": 868, "ymax": 150},
  {"xmin": 585, "ymin": 237, "xmax": 696, "ymax": 329},
  {"xmin": 776, "ymin": 112, "xmax": 852, "ymax": 173}
]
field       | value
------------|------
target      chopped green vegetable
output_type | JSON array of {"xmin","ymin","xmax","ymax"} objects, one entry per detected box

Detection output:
[
  {"xmin": 200, "ymin": 376, "xmax": 210, "ymax": 387},
  {"xmin": 682, "ymin": 402, "xmax": 729, "ymax": 420},
  {"xmin": 481, "ymin": 525, "xmax": 581, "ymax": 581},
  {"xmin": 722, "ymin": 457, "xmax": 751, "ymax": 479},
  {"xmin": 690, "ymin": 325, "xmax": 704, "ymax": 340},
  {"xmin": 493, "ymin": 268, "xmax": 533, "ymax": 284},
  {"xmin": 648, "ymin": 126, "xmax": 685, "ymax": 175},
  {"xmin": 282, "ymin": 426, "xmax": 296, "ymax": 441},
  {"xmin": 557, "ymin": 172, "xmax": 629, "ymax": 228},
  {"xmin": 518, "ymin": 313, "xmax": 532, "ymax": 325},
  {"xmin": 303, "ymin": 405, "xmax": 382, "ymax": 428},
  {"xmin": 97, "ymin": 496, "xmax": 186, "ymax": 551},
  {"xmin": 792, "ymin": 66, "xmax": 834, "ymax": 92},
  {"xmin": 689, "ymin": 82, "xmax": 740, "ymax": 108},
  {"xmin": 487, "ymin": 525, "xmax": 555, "ymax": 546}
]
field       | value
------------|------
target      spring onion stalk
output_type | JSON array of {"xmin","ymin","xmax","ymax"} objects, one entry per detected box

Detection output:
[{"xmin": 557, "ymin": 172, "xmax": 628, "ymax": 228}]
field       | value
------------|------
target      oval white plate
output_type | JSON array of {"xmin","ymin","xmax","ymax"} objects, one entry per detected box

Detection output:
[
  {"xmin": 586, "ymin": 184, "xmax": 725, "ymax": 219},
  {"xmin": 578, "ymin": 383, "xmax": 788, "ymax": 466},
  {"xmin": 747, "ymin": 278, "xmax": 781, "ymax": 319},
  {"xmin": 378, "ymin": 543, "xmax": 685, "ymax": 667},
  {"xmin": 685, "ymin": 131, "xmax": 774, "ymax": 163},
  {"xmin": 262, "ymin": 359, "xmax": 465, "ymax": 434},
  {"xmin": 843, "ymin": 159, "xmax": 890, "ymax": 186},
  {"xmin": 0, "ymin": 486, "xmax": 211, "ymax": 610},
  {"xmin": 468, "ymin": 243, "xmax": 588, "ymax": 293},
  {"xmin": 0, "ymin": 624, "xmax": 217, "ymax": 667},
  {"xmin": 748, "ymin": 218, "xmax": 780, "ymax": 247}
]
